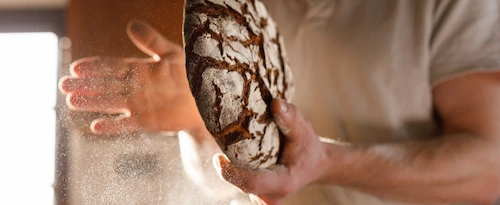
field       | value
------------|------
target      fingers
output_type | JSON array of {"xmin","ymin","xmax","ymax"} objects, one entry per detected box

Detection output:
[
  {"xmin": 59, "ymin": 76, "xmax": 127, "ymax": 95},
  {"xmin": 70, "ymin": 57, "xmax": 131, "ymax": 78},
  {"xmin": 213, "ymin": 154, "xmax": 291, "ymax": 196},
  {"xmin": 270, "ymin": 99, "xmax": 313, "ymax": 138},
  {"xmin": 66, "ymin": 93, "xmax": 128, "ymax": 114},
  {"xmin": 91, "ymin": 116, "xmax": 140, "ymax": 135},
  {"xmin": 126, "ymin": 20, "xmax": 184, "ymax": 63}
]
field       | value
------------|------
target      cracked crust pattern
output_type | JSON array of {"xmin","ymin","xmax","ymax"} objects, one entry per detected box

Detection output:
[{"xmin": 183, "ymin": 0, "xmax": 294, "ymax": 169}]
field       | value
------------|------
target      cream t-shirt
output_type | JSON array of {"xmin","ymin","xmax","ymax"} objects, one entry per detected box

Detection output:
[{"xmin": 261, "ymin": 0, "xmax": 500, "ymax": 204}]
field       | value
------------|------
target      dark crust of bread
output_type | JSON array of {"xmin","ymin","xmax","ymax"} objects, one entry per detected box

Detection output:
[{"xmin": 184, "ymin": 0, "xmax": 293, "ymax": 168}]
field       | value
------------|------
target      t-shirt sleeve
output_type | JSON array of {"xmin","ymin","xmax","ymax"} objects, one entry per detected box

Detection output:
[{"xmin": 430, "ymin": 0, "xmax": 500, "ymax": 86}]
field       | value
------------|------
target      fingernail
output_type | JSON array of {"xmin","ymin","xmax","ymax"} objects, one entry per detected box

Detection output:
[
  {"xmin": 69, "ymin": 63, "xmax": 79, "ymax": 77},
  {"xmin": 213, "ymin": 154, "xmax": 226, "ymax": 181},
  {"xmin": 58, "ymin": 76, "xmax": 70, "ymax": 93},
  {"xmin": 70, "ymin": 63, "xmax": 88, "ymax": 77},
  {"xmin": 59, "ymin": 79, "xmax": 69, "ymax": 91},
  {"xmin": 152, "ymin": 54, "xmax": 161, "ymax": 62},
  {"xmin": 279, "ymin": 99, "xmax": 288, "ymax": 112},
  {"xmin": 90, "ymin": 121, "xmax": 101, "ymax": 133},
  {"xmin": 67, "ymin": 93, "xmax": 84, "ymax": 107},
  {"xmin": 65, "ymin": 93, "xmax": 77, "ymax": 110},
  {"xmin": 212, "ymin": 154, "xmax": 223, "ymax": 170},
  {"xmin": 219, "ymin": 154, "xmax": 231, "ymax": 165},
  {"xmin": 273, "ymin": 99, "xmax": 289, "ymax": 123}
]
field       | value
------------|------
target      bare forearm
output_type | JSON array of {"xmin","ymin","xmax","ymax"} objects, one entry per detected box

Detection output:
[{"xmin": 322, "ymin": 134, "xmax": 500, "ymax": 204}]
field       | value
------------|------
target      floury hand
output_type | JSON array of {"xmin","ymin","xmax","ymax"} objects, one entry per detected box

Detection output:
[{"xmin": 58, "ymin": 20, "xmax": 204, "ymax": 135}]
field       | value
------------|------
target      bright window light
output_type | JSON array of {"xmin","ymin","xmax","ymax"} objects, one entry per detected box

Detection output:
[{"xmin": 0, "ymin": 32, "xmax": 57, "ymax": 205}]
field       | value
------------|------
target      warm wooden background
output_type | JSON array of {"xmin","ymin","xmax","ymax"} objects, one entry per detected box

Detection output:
[{"xmin": 68, "ymin": 0, "xmax": 184, "ymax": 59}]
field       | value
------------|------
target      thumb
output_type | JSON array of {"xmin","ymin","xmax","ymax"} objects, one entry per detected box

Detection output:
[
  {"xmin": 126, "ymin": 20, "xmax": 183, "ymax": 61},
  {"xmin": 270, "ymin": 99, "xmax": 311, "ymax": 138}
]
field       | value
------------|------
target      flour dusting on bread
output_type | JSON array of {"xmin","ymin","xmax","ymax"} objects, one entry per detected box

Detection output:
[{"xmin": 184, "ymin": 0, "xmax": 293, "ymax": 169}]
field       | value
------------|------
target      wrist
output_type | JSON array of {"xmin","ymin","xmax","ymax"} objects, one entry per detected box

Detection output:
[{"xmin": 316, "ymin": 140, "xmax": 357, "ymax": 186}]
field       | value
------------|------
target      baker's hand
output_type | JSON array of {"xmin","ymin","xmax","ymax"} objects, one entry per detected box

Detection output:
[
  {"xmin": 213, "ymin": 99, "xmax": 330, "ymax": 205},
  {"xmin": 59, "ymin": 21, "xmax": 203, "ymax": 135}
]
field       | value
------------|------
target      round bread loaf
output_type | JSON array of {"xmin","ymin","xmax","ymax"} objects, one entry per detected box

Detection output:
[{"xmin": 183, "ymin": 0, "xmax": 294, "ymax": 169}]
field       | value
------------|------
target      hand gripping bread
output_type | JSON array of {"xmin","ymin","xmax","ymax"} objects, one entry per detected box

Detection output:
[{"xmin": 183, "ymin": 0, "xmax": 294, "ymax": 169}]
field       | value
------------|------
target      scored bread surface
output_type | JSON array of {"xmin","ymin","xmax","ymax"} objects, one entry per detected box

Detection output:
[{"xmin": 183, "ymin": 0, "xmax": 294, "ymax": 169}]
